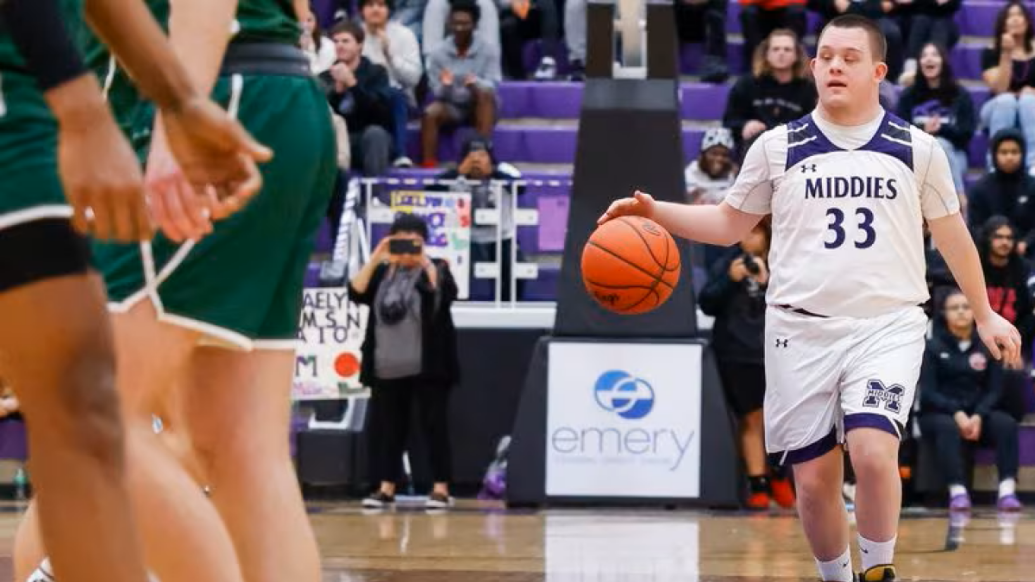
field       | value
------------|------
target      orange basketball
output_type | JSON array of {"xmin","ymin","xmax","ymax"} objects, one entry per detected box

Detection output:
[{"xmin": 581, "ymin": 216, "xmax": 681, "ymax": 314}]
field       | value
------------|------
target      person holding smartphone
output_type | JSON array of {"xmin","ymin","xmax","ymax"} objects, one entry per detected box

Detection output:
[
  {"xmin": 698, "ymin": 219, "xmax": 795, "ymax": 510},
  {"xmin": 348, "ymin": 213, "xmax": 460, "ymax": 510}
]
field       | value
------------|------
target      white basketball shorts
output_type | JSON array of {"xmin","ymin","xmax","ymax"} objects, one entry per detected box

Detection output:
[{"xmin": 763, "ymin": 304, "xmax": 928, "ymax": 466}]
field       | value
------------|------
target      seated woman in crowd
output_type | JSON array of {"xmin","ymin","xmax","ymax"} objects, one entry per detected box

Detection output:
[
  {"xmin": 348, "ymin": 214, "xmax": 460, "ymax": 510},
  {"xmin": 898, "ymin": 0, "xmax": 961, "ymax": 85},
  {"xmin": 981, "ymin": 1, "xmax": 1035, "ymax": 171},
  {"xmin": 919, "ymin": 289, "xmax": 1022, "ymax": 513},
  {"xmin": 897, "ymin": 42, "xmax": 975, "ymax": 207}
]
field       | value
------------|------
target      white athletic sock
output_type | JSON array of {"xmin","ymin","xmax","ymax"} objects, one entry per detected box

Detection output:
[
  {"xmin": 858, "ymin": 534, "xmax": 896, "ymax": 572},
  {"xmin": 949, "ymin": 484, "xmax": 968, "ymax": 498},
  {"xmin": 27, "ymin": 558, "xmax": 54, "ymax": 582},
  {"xmin": 999, "ymin": 478, "xmax": 1017, "ymax": 498},
  {"xmin": 816, "ymin": 547, "xmax": 853, "ymax": 582}
]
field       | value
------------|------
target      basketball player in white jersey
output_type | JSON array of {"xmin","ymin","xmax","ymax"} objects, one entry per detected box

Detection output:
[{"xmin": 601, "ymin": 14, "xmax": 1022, "ymax": 582}]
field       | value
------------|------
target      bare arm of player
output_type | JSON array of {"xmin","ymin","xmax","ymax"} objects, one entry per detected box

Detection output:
[
  {"xmin": 600, "ymin": 132, "xmax": 771, "ymax": 244},
  {"xmin": 293, "ymin": 0, "xmax": 311, "ymax": 21},
  {"xmin": 918, "ymin": 136, "xmax": 1023, "ymax": 364},
  {"xmin": 140, "ymin": 0, "xmax": 258, "ymax": 242},
  {"xmin": 0, "ymin": 0, "xmax": 152, "ymax": 241},
  {"xmin": 928, "ymin": 214, "xmax": 1023, "ymax": 365},
  {"xmin": 47, "ymin": 75, "xmax": 152, "ymax": 242},
  {"xmin": 599, "ymin": 192, "xmax": 764, "ymax": 246},
  {"xmin": 83, "ymin": 0, "xmax": 270, "ymax": 242}
]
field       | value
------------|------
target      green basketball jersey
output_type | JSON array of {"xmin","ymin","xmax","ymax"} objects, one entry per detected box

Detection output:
[{"xmin": 234, "ymin": 0, "xmax": 300, "ymax": 46}]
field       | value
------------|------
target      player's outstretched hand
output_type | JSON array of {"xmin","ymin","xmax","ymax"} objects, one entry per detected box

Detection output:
[
  {"xmin": 976, "ymin": 311, "xmax": 1023, "ymax": 366},
  {"xmin": 160, "ymin": 96, "xmax": 273, "ymax": 219},
  {"xmin": 598, "ymin": 190, "xmax": 656, "ymax": 225}
]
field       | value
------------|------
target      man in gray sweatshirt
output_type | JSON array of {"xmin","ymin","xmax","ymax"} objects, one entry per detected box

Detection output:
[
  {"xmin": 361, "ymin": 0, "xmax": 423, "ymax": 167},
  {"xmin": 421, "ymin": 0, "xmax": 501, "ymax": 168}
]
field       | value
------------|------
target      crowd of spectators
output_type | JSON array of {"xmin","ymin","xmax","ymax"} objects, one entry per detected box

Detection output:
[{"xmin": 312, "ymin": 0, "xmax": 1035, "ymax": 508}]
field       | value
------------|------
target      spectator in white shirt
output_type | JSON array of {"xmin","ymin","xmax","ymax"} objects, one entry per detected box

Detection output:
[
  {"xmin": 685, "ymin": 127, "xmax": 738, "ymax": 205},
  {"xmin": 362, "ymin": 0, "xmax": 423, "ymax": 167}
]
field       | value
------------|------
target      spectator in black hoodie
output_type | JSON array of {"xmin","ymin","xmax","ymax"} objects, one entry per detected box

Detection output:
[
  {"xmin": 807, "ymin": 0, "xmax": 905, "ymax": 79},
  {"xmin": 722, "ymin": 29, "xmax": 816, "ymax": 158},
  {"xmin": 321, "ymin": 21, "xmax": 395, "ymax": 177},
  {"xmin": 897, "ymin": 0, "xmax": 961, "ymax": 84},
  {"xmin": 968, "ymin": 129, "xmax": 1035, "ymax": 255},
  {"xmin": 979, "ymin": 216, "xmax": 1035, "ymax": 346},
  {"xmin": 919, "ymin": 288, "xmax": 1021, "ymax": 512},
  {"xmin": 977, "ymin": 216, "xmax": 1034, "ymax": 420},
  {"xmin": 698, "ymin": 219, "xmax": 795, "ymax": 511},
  {"xmin": 897, "ymin": 42, "xmax": 974, "ymax": 204}
]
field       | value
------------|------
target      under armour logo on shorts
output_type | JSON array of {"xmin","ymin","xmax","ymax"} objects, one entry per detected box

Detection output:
[
  {"xmin": 862, "ymin": 379, "xmax": 905, "ymax": 413},
  {"xmin": 801, "ymin": 164, "xmax": 817, "ymax": 173},
  {"xmin": 775, "ymin": 338, "xmax": 789, "ymax": 348}
]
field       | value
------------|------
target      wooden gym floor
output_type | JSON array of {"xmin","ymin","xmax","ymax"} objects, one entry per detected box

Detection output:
[{"xmin": 0, "ymin": 501, "xmax": 1029, "ymax": 581}]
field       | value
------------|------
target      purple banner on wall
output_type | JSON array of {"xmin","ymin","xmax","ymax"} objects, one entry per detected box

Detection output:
[{"xmin": 537, "ymin": 195, "xmax": 569, "ymax": 252}]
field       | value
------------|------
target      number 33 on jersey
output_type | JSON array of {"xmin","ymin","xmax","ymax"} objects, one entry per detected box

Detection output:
[{"xmin": 723, "ymin": 111, "xmax": 961, "ymax": 319}]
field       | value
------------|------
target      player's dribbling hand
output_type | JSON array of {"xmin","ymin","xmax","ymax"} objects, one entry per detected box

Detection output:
[
  {"xmin": 160, "ymin": 96, "xmax": 273, "ymax": 220},
  {"xmin": 976, "ymin": 311, "xmax": 1023, "ymax": 366},
  {"xmin": 598, "ymin": 190, "xmax": 656, "ymax": 225}
]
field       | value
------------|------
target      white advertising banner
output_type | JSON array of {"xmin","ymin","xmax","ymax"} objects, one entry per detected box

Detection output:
[{"xmin": 545, "ymin": 342, "xmax": 702, "ymax": 498}]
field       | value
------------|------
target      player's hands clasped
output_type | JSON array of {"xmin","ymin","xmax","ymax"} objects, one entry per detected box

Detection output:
[
  {"xmin": 144, "ymin": 127, "xmax": 214, "ymax": 243},
  {"xmin": 975, "ymin": 311, "xmax": 1023, "ymax": 366},
  {"xmin": 160, "ymin": 96, "xmax": 272, "ymax": 218},
  {"xmin": 598, "ymin": 190, "xmax": 656, "ymax": 225}
]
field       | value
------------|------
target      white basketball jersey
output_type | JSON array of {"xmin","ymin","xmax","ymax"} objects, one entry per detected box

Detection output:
[{"xmin": 724, "ymin": 109, "xmax": 960, "ymax": 318}]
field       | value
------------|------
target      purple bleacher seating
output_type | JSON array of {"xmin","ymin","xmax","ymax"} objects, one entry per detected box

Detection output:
[
  {"xmin": 0, "ymin": 420, "xmax": 27, "ymax": 461},
  {"xmin": 406, "ymin": 123, "xmax": 994, "ymax": 167},
  {"xmin": 499, "ymin": 82, "xmax": 991, "ymax": 122},
  {"xmin": 679, "ymin": 38, "xmax": 990, "ymax": 77}
]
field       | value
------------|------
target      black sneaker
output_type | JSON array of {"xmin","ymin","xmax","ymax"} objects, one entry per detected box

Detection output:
[
  {"xmin": 425, "ymin": 492, "xmax": 453, "ymax": 509},
  {"xmin": 362, "ymin": 491, "xmax": 396, "ymax": 508},
  {"xmin": 859, "ymin": 565, "xmax": 896, "ymax": 582}
]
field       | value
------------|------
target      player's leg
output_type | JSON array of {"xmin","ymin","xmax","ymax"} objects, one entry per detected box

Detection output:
[
  {"xmin": 14, "ymin": 499, "xmax": 44, "ymax": 581},
  {"xmin": 841, "ymin": 307, "xmax": 928, "ymax": 581},
  {"xmin": 0, "ymin": 239, "xmax": 147, "ymax": 582},
  {"xmin": 163, "ymin": 73, "xmax": 334, "ymax": 582},
  {"xmin": 764, "ymin": 308, "xmax": 855, "ymax": 582},
  {"xmin": 152, "ymin": 387, "xmax": 207, "ymax": 486},
  {"xmin": 792, "ymin": 448, "xmax": 851, "ymax": 567},
  {"xmin": 844, "ymin": 428, "xmax": 900, "ymax": 580},
  {"xmin": 182, "ymin": 347, "xmax": 321, "ymax": 582},
  {"xmin": 110, "ymin": 301, "xmax": 244, "ymax": 582}
]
